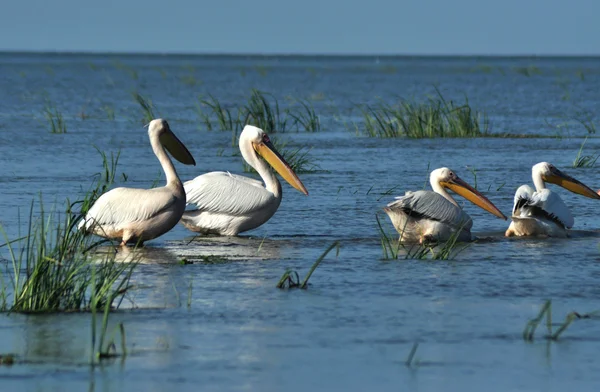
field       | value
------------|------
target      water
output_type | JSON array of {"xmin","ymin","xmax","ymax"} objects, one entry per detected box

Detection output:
[{"xmin": 1, "ymin": 53, "xmax": 600, "ymax": 391}]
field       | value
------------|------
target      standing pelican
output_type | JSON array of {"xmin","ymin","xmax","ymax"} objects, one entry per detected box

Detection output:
[
  {"xmin": 79, "ymin": 119, "xmax": 196, "ymax": 246},
  {"xmin": 384, "ymin": 168, "xmax": 507, "ymax": 243},
  {"xmin": 505, "ymin": 162, "xmax": 600, "ymax": 237},
  {"xmin": 180, "ymin": 125, "xmax": 308, "ymax": 236}
]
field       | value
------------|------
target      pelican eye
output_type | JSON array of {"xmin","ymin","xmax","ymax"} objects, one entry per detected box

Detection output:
[{"xmin": 262, "ymin": 134, "xmax": 270, "ymax": 143}]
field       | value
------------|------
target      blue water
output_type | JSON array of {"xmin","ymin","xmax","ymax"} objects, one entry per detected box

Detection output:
[{"xmin": 1, "ymin": 53, "xmax": 600, "ymax": 391}]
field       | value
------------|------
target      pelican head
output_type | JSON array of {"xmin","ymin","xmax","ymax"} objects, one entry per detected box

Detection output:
[
  {"xmin": 240, "ymin": 125, "xmax": 308, "ymax": 195},
  {"xmin": 149, "ymin": 119, "xmax": 196, "ymax": 166},
  {"xmin": 432, "ymin": 167, "xmax": 507, "ymax": 220},
  {"xmin": 533, "ymin": 162, "xmax": 600, "ymax": 199}
]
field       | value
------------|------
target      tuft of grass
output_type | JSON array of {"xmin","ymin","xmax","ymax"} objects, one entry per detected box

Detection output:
[
  {"xmin": 102, "ymin": 105, "xmax": 115, "ymax": 121},
  {"xmin": 132, "ymin": 92, "xmax": 155, "ymax": 124},
  {"xmin": 405, "ymin": 342, "xmax": 419, "ymax": 367},
  {"xmin": 359, "ymin": 89, "xmax": 488, "ymax": 138},
  {"xmin": 523, "ymin": 300, "xmax": 600, "ymax": 341},
  {"xmin": 513, "ymin": 65, "xmax": 542, "ymax": 77},
  {"xmin": 376, "ymin": 214, "xmax": 470, "ymax": 261},
  {"xmin": 276, "ymin": 242, "xmax": 340, "ymax": 289},
  {"xmin": 44, "ymin": 104, "xmax": 67, "ymax": 134},
  {"xmin": 243, "ymin": 89, "xmax": 289, "ymax": 132},
  {"xmin": 242, "ymin": 137, "xmax": 321, "ymax": 174},
  {"xmin": 287, "ymin": 98, "xmax": 321, "ymax": 132},
  {"xmin": 0, "ymin": 150, "xmax": 136, "ymax": 313},
  {"xmin": 572, "ymin": 137, "xmax": 599, "ymax": 168},
  {"xmin": 196, "ymin": 94, "xmax": 242, "ymax": 132}
]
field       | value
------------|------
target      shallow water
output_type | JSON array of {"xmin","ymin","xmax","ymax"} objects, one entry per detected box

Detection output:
[{"xmin": 1, "ymin": 53, "xmax": 600, "ymax": 391}]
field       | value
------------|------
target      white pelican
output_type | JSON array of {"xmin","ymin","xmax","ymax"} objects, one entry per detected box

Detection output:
[
  {"xmin": 505, "ymin": 162, "xmax": 600, "ymax": 237},
  {"xmin": 79, "ymin": 119, "xmax": 196, "ymax": 246},
  {"xmin": 384, "ymin": 167, "xmax": 507, "ymax": 243},
  {"xmin": 180, "ymin": 125, "xmax": 308, "ymax": 236}
]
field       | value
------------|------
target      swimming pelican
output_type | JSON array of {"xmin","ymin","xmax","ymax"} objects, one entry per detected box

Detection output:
[
  {"xmin": 505, "ymin": 162, "xmax": 600, "ymax": 237},
  {"xmin": 79, "ymin": 119, "xmax": 196, "ymax": 246},
  {"xmin": 180, "ymin": 125, "xmax": 308, "ymax": 236},
  {"xmin": 384, "ymin": 167, "xmax": 507, "ymax": 243}
]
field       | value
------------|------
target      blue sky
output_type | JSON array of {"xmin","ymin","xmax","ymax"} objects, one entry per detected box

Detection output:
[{"xmin": 1, "ymin": 0, "xmax": 599, "ymax": 55}]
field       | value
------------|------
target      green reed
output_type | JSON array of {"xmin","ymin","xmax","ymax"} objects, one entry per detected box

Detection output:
[
  {"xmin": 360, "ymin": 90, "xmax": 489, "ymax": 138},
  {"xmin": 376, "ymin": 214, "xmax": 470, "ymax": 261},
  {"xmin": 276, "ymin": 242, "xmax": 340, "ymax": 289},
  {"xmin": 132, "ymin": 92, "xmax": 155, "ymax": 124},
  {"xmin": 572, "ymin": 137, "xmax": 599, "ymax": 168},
  {"xmin": 523, "ymin": 300, "xmax": 600, "ymax": 341},
  {"xmin": 0, "ymin": 149, "xmax": 136, "ymax": 313},
  {"xmin": 241, "ymin": 137, "xmax": 321, "ymax": 174},
  {"xmin": 196, "ymin": 91, "xmax": 322, "ymax": 133},
  {"xmin": 243, "ymin": 89, "xmax": 289, "ymax": 132},
  {"xmin": 196, "ymin": 94, "xmax": 243, "ymax": 131},
  {"xmin": 287, "ymin": 98, "xmax": 321, "ymax": 132},
  {"xmin": 44, "ymin": 103, "xmax": 67, "ymax": 134}
]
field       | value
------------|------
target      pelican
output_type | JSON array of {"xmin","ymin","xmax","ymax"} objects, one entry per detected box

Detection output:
[
  {"xmin": 505, "ymin": 162, "xmax": 600, "ymax": 237},
  {"xmin": 384, "ymin": 167, "xmax": 507, "ymax": 243},
  {"xmin": 180, "ymin": 125, "xmax": 308, "ymax": 236},
  {"xmin": 78, "ymin": 119, "xmax": 196, "ymax": 246}
]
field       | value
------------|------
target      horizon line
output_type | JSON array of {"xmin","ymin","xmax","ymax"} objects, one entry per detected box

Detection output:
[{"xmin": 1, "ymin": 49, "xmax": 600, "ymax": 59}]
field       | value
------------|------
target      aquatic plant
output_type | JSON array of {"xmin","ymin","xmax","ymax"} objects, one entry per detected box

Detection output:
[
  {"xmin": 359, "ymin": 90, "xmax": 489, "ymax": 138},
  {"xmin": 405, "ymin": 342, "xmax": 419, "ymax": 367},
  {"xmin": 375, "ymin": 214, "xmax": 470, "ymax": 261},
  {"xmin": 287, "ymin": 98, "xmax": 321, "ymax": 132},
  {"xmin": 0, "ymin": 150, "xmax": 135, "ymax": 313},
  {"xmin": 276, "ymin": 241, "xmax": 340, "ymax": 289},
  {"xmin": 91, "ymin": 290, "xmax": 127, "ymax": 362},
  {"xmin": 242, "ymin": 137, "xmax": 321, "ymax": 174},
  {"xmin": 196, "ymin": 94, "xmax": 242, "ymax": 131},
  {"xmin": 513, "ymin": 65, "xmax": 542, "ymax": 77},
  {"xmin": 523, "ymin": 300, "xmax": 600, "ymax": 341},
  {"xmin": 43, "ymin": 104, "xmax": 67, "ymax": 134},
  {"xmin": 132, "ymin": 92, "xmax": 155, "ymax": 124},
  {"xmin": 243, "ymin": 89, "xmax": 289, "ymax": 132},
  {"xmin": 572, "ymin": 137, "xmax": 599, "ymax": 168},
  {"xmin": 102, "ymin": 105, "xmax": 115, "ymax": 121}
]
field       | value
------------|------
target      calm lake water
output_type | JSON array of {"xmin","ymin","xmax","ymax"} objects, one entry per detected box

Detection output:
[{"xmin": 1, "ymin": 53, "xmax": 600, "ymax": 391}]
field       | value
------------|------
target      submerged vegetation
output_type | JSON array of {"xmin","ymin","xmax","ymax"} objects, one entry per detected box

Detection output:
[
  {"xmin": 132, "ymin": 91, "xmax": 156, "ymax": 124},
  {"xmin": 0, "ymin": 150, "xmax": 135, "ymax": 313},
  {"xmin": 376, "ymin": 215, "xmax": 470, "ymax": 261},
  {"xmin": 276, "ymin": 241, "xmax": 340, "ymax": 289},
  {"xmin": 523, "ymin": 300, "xmax": 600, "ymax": 341},
  {"xmin": 43, "ymin": 103, "xmax": 67, "ymax": 134},
  {"xmin": 197, "ymin": 89, "xmax": 320, "ymax": 132},
  {"xmin": 572, "ymin": 137, "xmax": 599, "ymax": 168},
  {"xmin": 359, "ymin": 90, "xmax": 489, "ymax": 138},
  {"xmin": 241, "ymin": 137, "xmax": 322, "ymax": 174}
]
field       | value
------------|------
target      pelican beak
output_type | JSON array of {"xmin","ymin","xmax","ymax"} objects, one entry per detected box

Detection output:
[
  {"xmin": 441, "ymin": 176, "xmax": 507, "ymax": 220},
  {"xmin": 160, "ymin": 129, "xmax": 196, "ymax": 166},
  {"xmin": 543, "ymin": 167, "xmax": 600, "ymax": 199},
  {"xmin": 253, "ymin": 139, "xmax": 309, "ymax": 195}
]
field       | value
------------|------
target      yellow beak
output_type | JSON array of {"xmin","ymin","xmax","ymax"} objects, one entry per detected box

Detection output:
[
  {"xmin": 160, "ymin": 130, "xmax": 196, "ymax": 166},
  {"xmin": 253, "ymin": 140, "xmax": 309, "ymax": 195},
  {"xmin": 441, "ymin": 176, "xmax": 507, "ymax": 220},
  {"xmin": 543, "ymin": 167, "xmax": 600, "ymax": 199}
]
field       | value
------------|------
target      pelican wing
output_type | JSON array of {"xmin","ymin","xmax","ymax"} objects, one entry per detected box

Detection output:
[
  {"xmin": 184, "ymin": 172, "xmax": 273, "ymax": 216},
  {"xmin": 386, "ymin": 190, "xmax": 473, "ymax": 230},
  {"xmin": 515, "ymin": 188, "xmax": 574, "ymax": 228},
  {"xmin": 512, "ymin": 184, "xmax": 535, "ymax": 215},
  {"xmin": 81, "ymin": 187, "xmax": 177, "ymax": 230}
]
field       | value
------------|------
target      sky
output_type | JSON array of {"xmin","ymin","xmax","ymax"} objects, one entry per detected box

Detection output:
[{"xmin": 1, "ymin": 0, "xmax": 599, "ymax": 55}]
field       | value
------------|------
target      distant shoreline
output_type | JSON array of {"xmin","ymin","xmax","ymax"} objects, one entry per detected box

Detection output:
[{"xmin": 0, "ymin": 50, "xmax": 599, "ymax": 59}]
